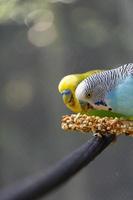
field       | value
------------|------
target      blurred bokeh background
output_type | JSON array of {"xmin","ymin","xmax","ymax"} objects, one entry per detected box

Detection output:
[{"xmin": 0, "ymin": 0, "xmax": 133, "ymax": 199}]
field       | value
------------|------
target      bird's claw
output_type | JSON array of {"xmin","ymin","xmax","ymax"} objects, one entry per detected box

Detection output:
[{"xmin": 93, "ymin": 133, "xmax": 103, "ymax": 138}]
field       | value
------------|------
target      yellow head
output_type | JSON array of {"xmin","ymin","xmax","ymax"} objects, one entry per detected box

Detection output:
[{"xmin": 58, "ymin": 70, "xmax": 102, "ymax": 113}]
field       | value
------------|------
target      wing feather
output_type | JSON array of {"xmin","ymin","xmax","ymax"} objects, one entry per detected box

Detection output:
[{"xmin": 106, "ymin": 75, "xmax": 133, "ymax": 115}]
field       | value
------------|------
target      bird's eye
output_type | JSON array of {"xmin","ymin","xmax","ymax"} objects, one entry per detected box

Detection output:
[{"xmin": 87, "ymin": 93, "xmax": 91, "ymax": 97}]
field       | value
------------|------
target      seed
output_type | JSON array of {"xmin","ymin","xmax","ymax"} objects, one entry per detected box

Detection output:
[{"xmin": 61, "ymin": 114, "xmax": 133, "ymax": 136}]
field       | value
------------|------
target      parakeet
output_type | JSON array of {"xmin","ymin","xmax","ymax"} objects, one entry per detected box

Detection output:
[
  {"xmin": 58, "ymin": 70, "xmax": 102, "ymax": 113},
  {"xmin": 75, "ymin": 63, "xmax": 133, "ymax": 116}
]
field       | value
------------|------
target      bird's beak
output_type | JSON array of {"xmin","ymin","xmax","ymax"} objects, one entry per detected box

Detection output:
[
  {"xmin": 79, "ymin": 100, "xmax": 93, "ymax": 111},
  {"xmin": 61, "ymin": 90, "xmax": 74, "ymax": 105}
]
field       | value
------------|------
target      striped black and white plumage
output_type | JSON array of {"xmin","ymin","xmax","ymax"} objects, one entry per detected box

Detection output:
[{"xmin": 75, "ymin": 63, "xmax": 133, "ymax": 116}]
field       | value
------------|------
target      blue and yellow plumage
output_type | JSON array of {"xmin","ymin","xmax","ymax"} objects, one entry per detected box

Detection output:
[{"xmin": 58, "ymin": 63, "xmax": 133, "ymax": 119}]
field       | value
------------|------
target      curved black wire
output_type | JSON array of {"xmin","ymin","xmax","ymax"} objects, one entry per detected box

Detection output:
[{"xmin": 0, "ymin": 134, "xmax": 115, "ymax": 200}]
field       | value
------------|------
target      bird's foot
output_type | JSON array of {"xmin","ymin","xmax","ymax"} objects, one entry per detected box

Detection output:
[
  {"xmin": 93, "ymin": 132, "xmax": 117, "ymax": 143},
  {"xmin": 93, "ymin": 132, "xmax": 103, "ymax": 138}
]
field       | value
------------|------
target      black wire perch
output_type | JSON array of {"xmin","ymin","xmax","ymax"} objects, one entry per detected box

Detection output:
[{"xmin": 0, "ymin": 134, "xmax": 115, "ymax": 200}]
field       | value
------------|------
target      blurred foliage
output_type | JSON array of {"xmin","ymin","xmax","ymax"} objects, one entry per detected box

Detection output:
[{"xmin": 0, "ymin": 0, "xmax": 49, "ymax": 23}]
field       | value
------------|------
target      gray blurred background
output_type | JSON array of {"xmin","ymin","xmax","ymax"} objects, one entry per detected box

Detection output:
[{"xmin": 0, "ymin": 0, "xmax": 133, "ymax": 199}]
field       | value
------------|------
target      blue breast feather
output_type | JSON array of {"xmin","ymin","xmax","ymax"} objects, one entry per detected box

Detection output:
[{"xmin": 106, "ymin": 76, "xmax": 133, "ymax": 116}]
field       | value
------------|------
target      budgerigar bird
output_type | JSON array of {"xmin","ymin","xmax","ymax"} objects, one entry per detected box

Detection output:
[
  {"xmin": 58, "ymin": 70, "xmax": 102, "ymax": 113},
  {"xmin": 75, "ymin": 63, "xmax": 133, "ymax": 116}
]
